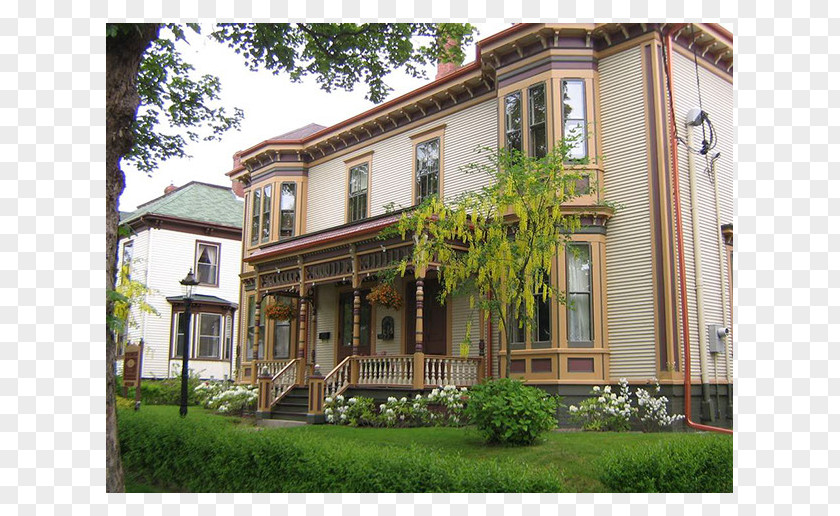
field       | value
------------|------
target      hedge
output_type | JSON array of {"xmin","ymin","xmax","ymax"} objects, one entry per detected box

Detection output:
[
  {"xmin": 597, "ymin": 433, "xmax": 733, "ymax": 492},
  {"xmin": 118, "ymin": 407, "xmax": 565, "ymax": 492}
]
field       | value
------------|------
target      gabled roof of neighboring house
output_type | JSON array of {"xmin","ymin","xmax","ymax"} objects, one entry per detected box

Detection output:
[{"xmin": 121, "ymin": 181, "xmax": 244, "ymax": 232}]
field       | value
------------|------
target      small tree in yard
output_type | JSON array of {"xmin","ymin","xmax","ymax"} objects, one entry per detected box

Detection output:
[{"xmin": 391, "ymin": 140, "xmax": 595, "ymax": 376}]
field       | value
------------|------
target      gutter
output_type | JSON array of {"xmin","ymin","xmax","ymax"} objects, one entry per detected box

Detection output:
[{"xmin": 663, "ymin": 24, "xmax": 732, "ymax": 435}]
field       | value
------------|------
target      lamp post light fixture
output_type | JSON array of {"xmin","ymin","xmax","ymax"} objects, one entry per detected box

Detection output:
[{"xmin": 179, "ymin": 269, "xmax": 200, "ymax": 417}]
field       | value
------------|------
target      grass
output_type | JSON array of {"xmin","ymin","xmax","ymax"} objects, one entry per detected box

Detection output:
[{"xmin": 119, "ymin": 406, "xmax": 732, "ymax": 493}]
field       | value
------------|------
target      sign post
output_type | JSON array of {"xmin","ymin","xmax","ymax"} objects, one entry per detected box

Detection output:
[{"xmin": 122, "ymin": 339, "xmax": 144, "ymax": 410}]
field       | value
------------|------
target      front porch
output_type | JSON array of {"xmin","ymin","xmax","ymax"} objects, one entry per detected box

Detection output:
[{"xmin": 255, "ymin": 352, "xmax": 485, "ymax": 422}]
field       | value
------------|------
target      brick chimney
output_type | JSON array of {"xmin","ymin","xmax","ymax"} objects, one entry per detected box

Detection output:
[
  {"xmin": 435, "ymin": 38, "xmax": 462, "ymax": 80},
  {"xmin": 231, "ymin": 152, "xmax": 245, "ymax": 198}
]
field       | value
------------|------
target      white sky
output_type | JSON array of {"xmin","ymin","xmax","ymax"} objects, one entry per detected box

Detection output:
[
  {"xmin": 119, "ymin": 22, "xmax": 732, "ymax": 212},
  {"xmin": 119, "ymin": 23, "xmax": 511, "ymax": 212}
]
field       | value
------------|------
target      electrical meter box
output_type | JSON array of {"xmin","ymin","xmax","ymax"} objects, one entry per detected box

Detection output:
[{"xmin": 707, "ymin": 324, "xmax": 728, "ymax": 354}]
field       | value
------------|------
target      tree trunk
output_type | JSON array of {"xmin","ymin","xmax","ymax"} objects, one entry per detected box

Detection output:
[{"xmin": 105, "ymin": 23, "xmax": 159, "ymax": 493}]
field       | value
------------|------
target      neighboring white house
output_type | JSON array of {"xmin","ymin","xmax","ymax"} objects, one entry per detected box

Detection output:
[{"xmin": 117, "ymin": 181, "xmax": 244, "ymax": 381}]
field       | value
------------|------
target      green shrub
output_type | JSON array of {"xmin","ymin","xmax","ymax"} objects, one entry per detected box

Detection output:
[
  {"xmin": 464, "ymin": 378, "xmax": 560, "ymax": 445},
  {"xmin": 597, "ymin": 433, "xmax": 733, "ymax": 492},
  {"xmin": 117, "ymin": 406, "xmax": 564, "ymax": 492}
]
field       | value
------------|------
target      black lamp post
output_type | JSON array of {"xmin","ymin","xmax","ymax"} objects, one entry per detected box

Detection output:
[{"xmin": 179, "ymin": 269, "xmax": 199, "ymax": 417}]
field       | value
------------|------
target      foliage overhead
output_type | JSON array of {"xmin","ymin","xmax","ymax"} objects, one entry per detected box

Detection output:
[
  {"xmin": 386, "ymin": 139, "xmax": 595, "ymax": 373},
  {"xmin": 211, "ymin": 23, "xmax": 477, "ymax": 103},
  {"xmin": 122, "ymin": 24, "xmax": 245, "ymax": 174}
]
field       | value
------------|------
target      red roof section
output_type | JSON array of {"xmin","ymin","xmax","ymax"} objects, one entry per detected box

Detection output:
[{"xmin": 244, "ymin": 213, "xmax": 402, "ymax": 263}]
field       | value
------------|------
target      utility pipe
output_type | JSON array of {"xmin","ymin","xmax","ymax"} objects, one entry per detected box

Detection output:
[
  {"xmin": 663, "ymin": 25, "xmax": 732, "ymax": 434},
  {"xmin": 710, "ymin": 156, "xmax": 734, "ymax": 413},
  {"xmin": 685, "ymin": 123, "xmax": 713, "ymax": 416}
]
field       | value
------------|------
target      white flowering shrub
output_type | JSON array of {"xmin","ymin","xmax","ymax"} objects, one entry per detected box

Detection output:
[
  {"xmin": 324, "ymin": 395, "xmax": 378, "ymax": 426},
  {"xmin": 323, "ymin": 386, "xmax": 470, "ymax": 427},
  {"xmin": 194, "ymin": 381, "xmax": 257, "ymax": 415},
  {"xmin": 426, "ymin": 385, "xmax": 469, "ymax": 426},
  {"xmin": 568, "ymin": 378, "xmax": 685, "ymax": 432},
  {"xmin": 634, "ymin": 380, "xmax": 684, "ymax": 432},
  {"xmin": 568, "ymin": 378, "xmax": 635, "ymax": 431}
]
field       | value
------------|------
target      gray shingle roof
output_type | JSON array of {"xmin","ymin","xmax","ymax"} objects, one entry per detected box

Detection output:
[
  {"xmin": 271, "ymin": 123, "xmax": 327, "ymax": 140},
  {"xmin": 121, "ymin": 181, "xmax": 243, "ymax": 229}
]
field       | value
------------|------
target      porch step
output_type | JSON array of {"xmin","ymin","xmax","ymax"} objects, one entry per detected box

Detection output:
[{"xmin": 269, "ymin": 386, "xmax": 310, "ymax": 422}]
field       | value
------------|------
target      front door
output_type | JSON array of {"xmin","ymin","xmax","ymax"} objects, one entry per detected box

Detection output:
[
  {"xmin": 405, "ymin": 277, "xmax": 447, "ymax": 355},
  {"xmin": 338, "ymin": 290, "xmax": 371, "ymax": 361}
]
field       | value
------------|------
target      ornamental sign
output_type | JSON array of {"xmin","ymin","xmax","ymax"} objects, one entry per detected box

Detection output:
[{"xmin": 123, "ymin": 344, "xmax": 142, "ymax": 387}]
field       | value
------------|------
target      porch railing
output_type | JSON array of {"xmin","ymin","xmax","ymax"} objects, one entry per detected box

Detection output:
[
  {"xmin": 257, "ymin": 358, "xmax": 300, "ymax": 412},
  {"xmin": 423, "ymin": 356, "xmax": 483, "ymax": 387},
  {"xmin": 357, "ymin": 355, "xmax": 413, "ymax": 386},
  {"xmin": 255, "ymin": 359, "xmax": 293, "ymax": 378},
  {"xmin": 323, "ymin": 356, "xmax": 353, "ymax": 400}
]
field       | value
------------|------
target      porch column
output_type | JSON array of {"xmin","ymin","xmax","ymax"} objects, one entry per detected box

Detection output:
[
  {"xmin": 412, "ymin": 276, "xmax": 425, "ymax": 389},
  {"xmin": 296, "ymin": 297, "xmax": 307, "ymax": 385},
  {"xmin": 352, "ymin": 289, "xmax": 361, "ymax": 356},
  {"xmin": 252, "ymin": 294, "xmax": 262, "ymax": 384}
]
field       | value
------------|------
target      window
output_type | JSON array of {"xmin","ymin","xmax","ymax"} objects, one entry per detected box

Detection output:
[
  {"xmin": 528, "ymin": 83, "xmax": 547, "ymax": 158},
  {"xmin": 504, "ymin": 92, "xmax": 522, "ymax": 153},
  {"xmin": 273, "ymin": 319, "xmax": 291, "ymax": 359},
  {"xmin": 121, "ymin": 241, "xmax": 134, "ymax": 280},
  {"xmin": 533, "ymin": 281, "xmax": 551, "ymax": 345},
  {"xmin": 250, "ymin": 185, "xmax": 272, "ymax": 245},
  {"xmin": 261, "ymin": 185, "xmax": 272, "ymax": 242},
  {"xmin": 195, "ymin": 242, "xmax": 220, "ymax": 286},
  {"xmin": 246, "ymin": 295, "xmax": 265, "ymax": 360},
  {"xmin": 415, "ymin": 138, "xmax": 440, "ymax": 203},
  {"xmin": 507, "ymin": 275, "xmax": 551, "ymax": 349},
  {"xmin": 566, "ymin": 243, "xmax": 592, "ymax": 344},
  {"xmin": 250, "ymin": 188, "xmax": 261, "ymax": 245},
  {"xmin": 173, "ymin": 312, "xmax": 187, "ymax": 358},
  {"xmin": 348, "ymin": 163, "xmax": 369, "ymax": 222},
  {"xmin": 280, "ymin": 182, "xmax": 296, "ymax": 238},
  {"xmin": 197, "ymin": 313, "xmax": 222, "ymax": 358},
  {"xmin": 562, "ymin": 80, "xmax": 587, "ymax": 160}
]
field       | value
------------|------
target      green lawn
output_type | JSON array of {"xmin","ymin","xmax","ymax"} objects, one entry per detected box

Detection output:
[{"xmin": 121, "ymin": 406, "xmax": 731, "ymax": 493}]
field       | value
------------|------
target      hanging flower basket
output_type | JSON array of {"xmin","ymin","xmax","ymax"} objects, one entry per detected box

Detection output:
[
  {"xmin": 367, "ymin": 283, "xmax": 403, "ymax": 310},
  {"xmin": 264, "ymin": 302, "xmax": 296, "ymax": 321}
]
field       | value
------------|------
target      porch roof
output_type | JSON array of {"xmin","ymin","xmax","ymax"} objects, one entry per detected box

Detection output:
[{"xmin": 244, "ymin": 209, "xmax": 408, "ymax": 263}]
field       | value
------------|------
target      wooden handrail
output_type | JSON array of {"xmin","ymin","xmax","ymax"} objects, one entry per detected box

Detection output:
[{"xmin": 266, "ymin": 358, "xmax": 300, "ymax": 409}]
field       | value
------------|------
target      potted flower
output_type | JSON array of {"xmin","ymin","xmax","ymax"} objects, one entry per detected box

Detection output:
[
  {"xmin": 366, "ymin": 282, "xmax": 403, "ymax": 310},
  {"xmin": 264, "ymin": 302, "xmax": 296, "ymax": 321}
]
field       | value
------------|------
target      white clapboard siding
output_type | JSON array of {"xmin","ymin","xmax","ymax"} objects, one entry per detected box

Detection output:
[
  {"xmin": 450, "ymin": 293, "xmax": 482, "ymax": 358},
  {"xmin": 306, "ymin": 99, "xmax": 497, "ymax": 233},
  {"xmin": 130, "ymin": 228, "xmax": 241, "ymax": 379},
  {"xmin": 671, "ymin": 51, "xmax": 734, "ymax": 382},
  {"xmin": 599, "ymin": 46, "xmax": 658, "ymax": 380},
  {"xmin": 373, "ymin": 303, "xmax": 402, "ymax": 357},
  {"xmin": 314, "ymin": 285, "xmax": 337, "ymax": 372}
]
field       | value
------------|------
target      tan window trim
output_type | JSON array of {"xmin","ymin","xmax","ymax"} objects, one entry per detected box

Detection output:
[
  {"xmin": 344, "ymin": 152, "xmax": 374, "ymax": 224},
  {"xmin": 410, "ymin": 125, "xmax": 445, "ymax": 205}
]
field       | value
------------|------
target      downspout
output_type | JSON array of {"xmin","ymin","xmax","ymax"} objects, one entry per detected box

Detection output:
[{"xmin": 663, "ymin": 25, "xmax": 732, "ymax": 434}]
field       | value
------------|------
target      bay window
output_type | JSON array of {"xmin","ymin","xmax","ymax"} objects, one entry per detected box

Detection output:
[
  {"xmin": 566, "ymin": 243, "xmax": 593, "ymax": 345},
  {"xmin": 528, "ymin": 83, "xmax": 547, "ymax": 158},
  {"xmin": 197, "ymin": 313, "xmax": 222, "ymax": 358},
  {"xmin": 562, "ymin": 80, "xmax": 587, "ymax": 160},
  {"xmin": 504, "ymin": 91, "xmax": 522, "ymax": 153},
  {"xmin": 280, "ymin": 182, "xmax": 296, "ymax": 238}
]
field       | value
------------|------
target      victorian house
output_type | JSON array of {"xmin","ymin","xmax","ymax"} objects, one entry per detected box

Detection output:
[
  {"xmin": 117, "ymin": 181, "xmax": 244, "ymax": 381},
  {"xmin": 226, "ymin": 23, "xmax": 734, "ymax": 424}
]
